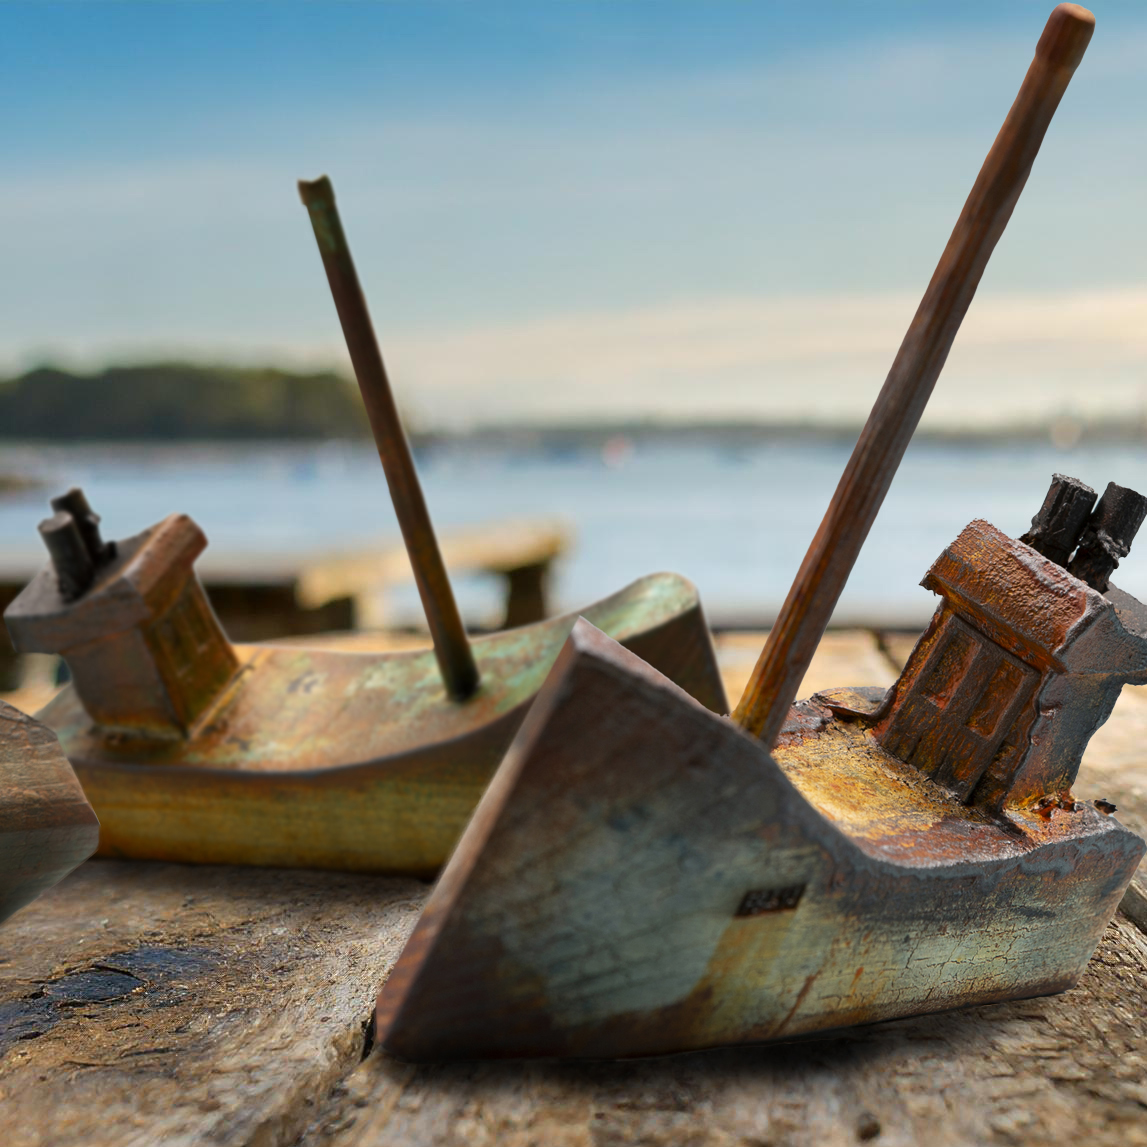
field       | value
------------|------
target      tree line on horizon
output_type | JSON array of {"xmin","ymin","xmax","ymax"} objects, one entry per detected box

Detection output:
[
  {"xmin": 1, "ymin": 362, "xmax": 1139, "ymax": 447},
  {"xmin": 0, "ymin": 363, "xmax": 371, "ymax": 440}
]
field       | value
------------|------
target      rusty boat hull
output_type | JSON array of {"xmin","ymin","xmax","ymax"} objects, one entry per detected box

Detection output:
[
  {"xmin": 34, "ymin": 572, "xmax": 725, "ymax": 874},
  {"xmin": 374, "ymin": 618, "xmax": 1144, "ymax": 1060}
]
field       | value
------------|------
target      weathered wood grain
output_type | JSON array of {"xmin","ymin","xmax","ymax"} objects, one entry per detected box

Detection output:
[
  {"xmin": 0, "ymin": 860, "xmax": 425, "ymax": 1147},
  {"xmin": 2, "ymin": 628, "xmax": 1143, "ymax": 1146},
  {"xmin": 305, "ymin": 917, "xmax": 1147, "ymax": 1147}
]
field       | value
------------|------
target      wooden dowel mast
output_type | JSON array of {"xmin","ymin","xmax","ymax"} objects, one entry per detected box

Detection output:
[
  {"xmin": 299, "ymin": 176, "xmax": 480, "ymax": 701},
  {"xmin": 733, "ymin": 4, "xmax": 1095, "ymax": 745}
]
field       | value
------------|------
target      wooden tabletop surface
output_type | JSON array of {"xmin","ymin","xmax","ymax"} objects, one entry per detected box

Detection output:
[{"xmin": 2, "ymin": 630, "xmax": 1145, "ymax": 1147}]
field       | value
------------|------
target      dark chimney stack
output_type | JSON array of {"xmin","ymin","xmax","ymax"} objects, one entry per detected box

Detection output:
[
  {"xmin": 1067, "ymin": 482, "xmax": 1147, "ymax": 592},
  {"xmin": 1020, "ymin": 474, "xmax": 1096, "ymax": 567},
  {"xmin": 38, "ymin": 487, "xmax": 115, "ymax": 603}
]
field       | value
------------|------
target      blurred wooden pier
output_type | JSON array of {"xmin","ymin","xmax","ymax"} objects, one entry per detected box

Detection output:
[
  {"xmin": 1, "ymin": 627, "xmax": 1145, "ymax": 1146},
  {"xmin": 0, "ymin": 516, "xmax": 570, "ymax": 697}
]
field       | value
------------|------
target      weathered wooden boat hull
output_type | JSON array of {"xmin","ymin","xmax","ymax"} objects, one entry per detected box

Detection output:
[
  {"xmin": 0, "ymin": 700, "xmax": 99, "ymax": 924},
  {"xmin": 36, "ymin": 573, "xmax": 725, "ymax": 874},
  {"xmin": 376, "ymin": 620, "xmax": 1144, "ymax": 1059}
]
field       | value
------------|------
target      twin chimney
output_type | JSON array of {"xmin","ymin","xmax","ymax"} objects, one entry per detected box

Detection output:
[
  {"xmin": 1021, "ymin": 474, "xmax": 1147, "ymax": 593},
  {"xmin": 37, "ymin": 488, "xmax": 116, "ymax": 603}
]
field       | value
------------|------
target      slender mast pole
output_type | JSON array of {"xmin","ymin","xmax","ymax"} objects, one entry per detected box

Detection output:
[
  {"xmin": 733, "ymin": 4, "xmax": 1094, "ymax": 745},
  {"xmin": 299, "ymin": 176, "xmax": 480, "ymax": 701}
]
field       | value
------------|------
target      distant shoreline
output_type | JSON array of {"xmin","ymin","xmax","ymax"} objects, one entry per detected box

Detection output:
[
  {"xmin": 0, "ymin": 361, "xmax": 1140, "ymax": 448},
  {"xmin": 410, "ymin": 416, "xmax": 1136, "ymax": 451},
  {"xmin": 1, "ymin": 420, "xmax": 1141, "ymax": 452}
]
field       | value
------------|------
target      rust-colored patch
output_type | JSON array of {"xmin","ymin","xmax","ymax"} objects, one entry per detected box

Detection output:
[{"xmin": 874, "ymin": 521, "xmax": 1147, "ymax": 811}]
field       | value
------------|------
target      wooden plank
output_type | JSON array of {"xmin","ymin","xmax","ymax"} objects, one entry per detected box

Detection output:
[
  {"xmin": 293, "ymin": 519, "xmax": 570, "ymax": 630},
  {"xmin": 303, "ymin": 918, "xmax": 1147, "ymax": 1147},
  {"xmin": 0, "ymin": 861, "xmax": 425, "ymax": 1147},
  {"xmin": 2, "ymin": 629, "xmax": 1145, "ymax": 1146}
]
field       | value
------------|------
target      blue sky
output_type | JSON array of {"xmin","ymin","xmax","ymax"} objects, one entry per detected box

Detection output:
[{"xmin": 2, "ymin": 2, "xmax": 1146, "ymax": 427}]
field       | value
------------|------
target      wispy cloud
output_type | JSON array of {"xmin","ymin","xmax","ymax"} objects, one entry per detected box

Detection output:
[{"xmin": 379, "ymin": 287, "xmax": 1147, "ymax": 428}]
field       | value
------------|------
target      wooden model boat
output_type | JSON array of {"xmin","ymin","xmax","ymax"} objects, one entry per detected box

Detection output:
[
  {"xmin": 0, "ymin": 699, "xmax": 99, "ymax": 924},
  {"xmin": 4, "ymin": 496, "xmax": 721, "ymax": 874},
  {"xmin": 2, "ymin": 179, "xmax": 726, "ymax": 875},
  {"xmin": 375, "ymin": 6, "xmax": 1144, "ymax": 1059},
  {"xmin": 377, "ymin": 517, "xmax": 1146, "ymax": 1057}
]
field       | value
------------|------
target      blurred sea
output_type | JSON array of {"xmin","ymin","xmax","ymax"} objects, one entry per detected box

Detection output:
[{"xmin": 3, "ymin": 438, "xmax": 1146, "ymax": 630}]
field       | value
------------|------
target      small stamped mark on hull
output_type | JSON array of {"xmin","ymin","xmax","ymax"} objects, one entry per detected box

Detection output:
[{"xmin": 736, "ymin": 884, "xmax": 805, "ymax": 917}]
